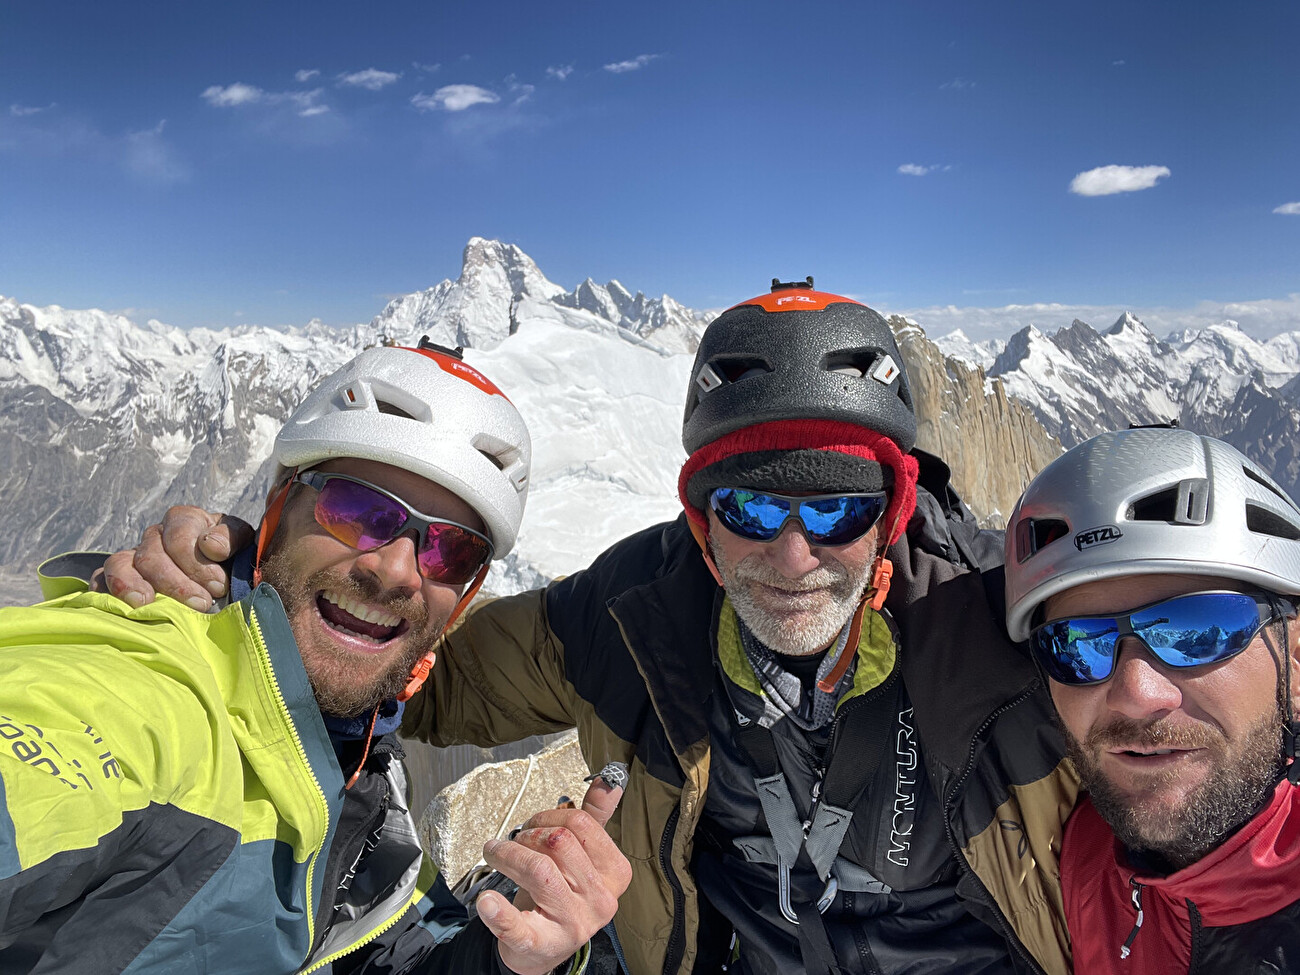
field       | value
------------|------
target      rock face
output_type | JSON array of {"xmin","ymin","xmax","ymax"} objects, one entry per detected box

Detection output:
[
  {"xmin": 892, "ymin": 317, "xmax": 1062, "ymax": 527},
  {"xmin": 417, "ymin": 731, "xmax": 591, "ymax": 888}
]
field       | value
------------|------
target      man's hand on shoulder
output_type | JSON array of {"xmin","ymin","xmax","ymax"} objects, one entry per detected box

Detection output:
[
  {"xmin": 476, "ymin": 771, "xmax": 632, "ymax": 975},
  {"xmin": 98, "ymin": 507, "xmax": 255, "ymax": 611}
]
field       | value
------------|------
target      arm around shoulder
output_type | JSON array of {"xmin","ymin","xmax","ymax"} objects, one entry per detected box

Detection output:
[{"xmin": 402, "ymin": 588, "xmax": 580, "ymax": 748}]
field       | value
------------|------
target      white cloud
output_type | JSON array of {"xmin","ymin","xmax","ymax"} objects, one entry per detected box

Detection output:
[
  {"xmin": 547, "ymin": 64, "xmax": 574, "ymax": 80},
  {"xmin": 202, "ymin": 82, "xmax": 327, "ymax": 117},
  {"xmin": 1274, "ymin": 202, "xmax": 1300, "ymax": 215},
  {"xmin": 295, "ymin": 69, "xmax": 320, "ymax": 82},
  {"xmin": 201, "ymin": 82, "xmax": 265, "ymax": 107},
  {"xmin": 411, "ymin": 84, "xmax": 500, "ymax": 112},
  {"xmin": 337, "ymin": 68, "xmax": 401, "ymax": 91},
  {"xmin": 511, "ymin": 83, "xmax": 536, "ymax": 105},
  {"xmin": 939, "ymin": 77, "xmax": 975, "ymax": 90},
  {"xmin": 604, "ymin": 54, "xmax": 660, "ymax": 74},
  {"xmin": 898, "ymin": 163, "xmax": 951, "ymax": 176},
  {"xmin": 1069, "ymin": 164, "xmax": 1170, "ymax": 196},
  {"xmin": 10, "ymin": 103, "xmax": 55, "ymax": 117},
  {"xmin": 1112, "ymin": 59, "xmax": 1126, "ymax": 66},
  {"xmin": 413, "ymin": 61, "xmax": 441, "ymax": 73}
]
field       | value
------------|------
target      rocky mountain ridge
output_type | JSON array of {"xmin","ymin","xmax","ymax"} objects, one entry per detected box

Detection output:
[{"xmin": 936, "ymin": 312, "xmax": 1300, "ymax": 499}]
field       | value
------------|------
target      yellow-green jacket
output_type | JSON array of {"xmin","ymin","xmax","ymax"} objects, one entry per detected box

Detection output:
[{"xmin": 0, "ymin": 565, "xmax": 498, "ymax": 974}]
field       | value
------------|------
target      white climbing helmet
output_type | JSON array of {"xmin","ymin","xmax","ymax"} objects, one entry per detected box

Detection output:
[{"xmin": 273, "ymin": 340, "xmax": 531, "ymax": 554}]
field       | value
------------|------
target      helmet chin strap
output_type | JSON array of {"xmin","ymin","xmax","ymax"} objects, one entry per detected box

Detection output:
[
  {"xmin": 252, "ymin": 470, "xmax": 297, "ymax": 587},
  {"xmin": 396, "ymin": 561, "xmax": 491, "ymax": 703},
  {"xmin": 1275, "ymin": 603, "xmax": 1300, "ymax": 786}
]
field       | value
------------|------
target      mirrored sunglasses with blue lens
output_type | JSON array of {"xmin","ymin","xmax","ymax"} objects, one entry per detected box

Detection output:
[
  {"xmin": 1030, "ymin": 590, "xmax": 1297, "ymax": 686},
  {"xmin": 709, "ymin": 488, "xmax": 889, "ymax": 547},
  {"xmin": 294, "ymin": 470, "xmax": 493, "ymax": 585}
]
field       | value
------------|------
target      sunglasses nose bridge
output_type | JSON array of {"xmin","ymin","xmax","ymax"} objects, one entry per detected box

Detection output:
[
  {"xmin": 353, "ymin": 530, "xmax": 426, "ymax": 591},
  {"xmin": 1104, "ymin": 638, "xmax": 1185, "ymax": 716}
]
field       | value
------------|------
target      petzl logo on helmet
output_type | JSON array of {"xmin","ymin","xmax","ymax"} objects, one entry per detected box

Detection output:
[
  {"xmin": 775, "ymin": 294, "xmax": 816, "ymax": 306},
  {"xmin": 1075, "ymin": 525, "xmax": 1123, "ymax": 550}
]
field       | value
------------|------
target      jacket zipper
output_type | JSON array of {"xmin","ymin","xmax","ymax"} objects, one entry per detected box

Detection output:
[
  {"xmin": 941, "ymin": 685, "xmax": 1048, "ymax": 975},
  {"xmin": 250, "ymin": 606, "xmax": 416, "ymax": 973},
  {"xmin": 659, "ymin": 805, "xmax": 687, "ymax": 975},
  {"xmin": 248, "ymin": 608, "xmax": 330, "ymax": 955},
  {"xmin": 1119, "ymin": 878, "xmax": 1144, "ymax": 960}
]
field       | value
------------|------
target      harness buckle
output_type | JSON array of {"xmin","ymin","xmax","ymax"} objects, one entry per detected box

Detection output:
[{"xmin": 778, "ymin": 862, "xmax": 838, "ymax": 924}]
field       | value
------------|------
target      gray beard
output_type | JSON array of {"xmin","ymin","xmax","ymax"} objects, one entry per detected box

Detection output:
[{"xmin": 709, "ymin": 537, "xmax": 872, "ymax": 656}]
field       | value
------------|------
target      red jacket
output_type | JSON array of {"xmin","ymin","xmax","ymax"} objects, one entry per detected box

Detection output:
[{"xmin": 1061, "ymin": 778, "xmax": 1300, "ymax": 974}]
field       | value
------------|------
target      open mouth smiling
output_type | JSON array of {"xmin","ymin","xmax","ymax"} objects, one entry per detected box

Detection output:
[{"xmin": 315, "ymin": 590, "xmax": 410, "ymax": 648}]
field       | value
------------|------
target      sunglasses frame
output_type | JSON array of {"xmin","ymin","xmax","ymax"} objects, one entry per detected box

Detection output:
[
  {"xmin": 708, "ymin": 487, "xmax": 890, "ymax": 547},
  {"xmin": 293, "ymin": 469, "xmax": 494, "ymax": 584},
  {"xmin": 1031, "ymin": 589, "xmax": 1297, "ymax": 686}
]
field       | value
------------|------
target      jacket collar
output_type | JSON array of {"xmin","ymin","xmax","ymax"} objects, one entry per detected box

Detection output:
[
  {"xmin": 606, "ymin": 516, "xmax": 720, "ymax": 760},
  {"xmin": 1100, "ymin": 777, "xmax": 1300, "ymax": 925}
]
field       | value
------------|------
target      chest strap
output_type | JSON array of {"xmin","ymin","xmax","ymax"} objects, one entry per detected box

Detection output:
[{"xmin": 731, "ymin": 667, "xmax": 901, "ymax": 975}]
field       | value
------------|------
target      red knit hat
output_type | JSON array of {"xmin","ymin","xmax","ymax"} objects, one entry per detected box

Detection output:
[{"xmin": 678, "ymin": 419, "xmax": 920, "ymax": 546}]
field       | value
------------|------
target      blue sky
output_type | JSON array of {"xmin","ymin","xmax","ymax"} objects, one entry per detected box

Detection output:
[{"xmin": 3, "ymin": 1, "xmax": 1298, "ymax": 339}]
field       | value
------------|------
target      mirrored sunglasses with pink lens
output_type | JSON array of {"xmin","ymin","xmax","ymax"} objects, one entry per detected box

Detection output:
[{"xmin": 293, "ymin": 470, "xmax": 493, "ymax": 585}]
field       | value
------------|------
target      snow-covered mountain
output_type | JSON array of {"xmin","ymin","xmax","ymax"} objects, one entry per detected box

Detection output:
[
  {"xmin": 940, "ymin": 312, "xmax": 1300, "ymax": 499},
  {"xmin": 5, "ymin": 239, "xmax": 1295, "ymax": 610},
  {"xmin": 0, "ymin": 238, "xmax": 710, "ymax": 605}
]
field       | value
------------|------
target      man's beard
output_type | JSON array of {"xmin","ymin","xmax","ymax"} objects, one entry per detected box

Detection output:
[
  {"xmin": 1063, "ymin": 707, "xmax": 1286, "ymax": 873},
  {"xmin": 260, "ymin": 549, "xmax": 436, "ymax": 718},
  {"xmin": 710, "ymin": 539, "xmax": 872, "ymax": 655}
]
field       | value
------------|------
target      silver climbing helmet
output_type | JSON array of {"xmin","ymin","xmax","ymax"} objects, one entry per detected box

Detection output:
[{"xmin": 1005, "ymin": 426, "xmax": 1300, "ymax": 641}]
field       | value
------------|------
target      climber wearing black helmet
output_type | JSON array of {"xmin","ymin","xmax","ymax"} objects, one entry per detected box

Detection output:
[{"xmin": 103, "ymin": 281, "xmax": 1077, "ymax": 975}]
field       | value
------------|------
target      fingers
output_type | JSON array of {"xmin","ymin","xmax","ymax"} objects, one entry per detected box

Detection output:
[
  {"xmin": 195, "ymin": 514, "xmax": 255, "ymax": 564},
  {"xmin": 100, "ymin": 548, "xmax": 157, "ymax": 608},
  {"xmin": 118, "ymin": 507, "xmax": 224, "ymax": 611},
  {"xmin": 157, "ymin": 507, "xmax": 236, "ymax": 598},
  {"xmin": 579, "ymin": 775, "xmax": 623, "ymax": 829},
  {"xmin": 475, "ymin": 889, "xmax": 560, "ymax": 975},
  {"xmin": 478, "ymin": 789, "xmax": 631, "ymax": 975},
  {"xmin": 501, "ymin": 805, "xmax": 632, "ymax": 902}
]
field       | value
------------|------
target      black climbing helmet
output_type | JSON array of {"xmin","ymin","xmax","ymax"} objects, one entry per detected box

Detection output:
[{"xmin": 682, "ymin": 278, "xmax": 916, "ymax": 454}]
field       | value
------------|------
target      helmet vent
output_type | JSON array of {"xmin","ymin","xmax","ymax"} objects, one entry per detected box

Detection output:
[
  {"xmin": 1127, "ymin": 480, "xmax": 1209, "ymax": 525},
  {"xmin": 1014, "ymin": 516, "xmax": 1070, "ymax": 563},
  {"xmin": 1243, "ymin": 464, "xmax": 1291, "ymax": 504},
  {"xmin": 706, "ymin": 356, "xmax": 773, "ymax": 385},
  {"xmin": 1246, "ymin": 503, "xmax": 1300, "ymax": 541},
  {"xmin": 821, "ymin": 349, "xmax": 878, "ymax": 379},
  {"xmin": 377, "ymin": 401, "xmax": 415, "ymax": 420},
  {"xmin": 1127, "ymin": 487, "xmax": 1178, "ymax": 523}
]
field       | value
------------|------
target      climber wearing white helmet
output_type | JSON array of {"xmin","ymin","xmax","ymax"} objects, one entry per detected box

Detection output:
[
  {"xmin": 0, "ymin": 340, "xmax": 630, "ymax": 975},
  {"xmin": 1005, "ymin": 425, "xmax": 1300, "ymax": 974}
]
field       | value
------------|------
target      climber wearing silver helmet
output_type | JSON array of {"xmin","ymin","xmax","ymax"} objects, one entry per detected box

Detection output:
[
  {"xmin": 103, "ymin": 279, "xmax": 1082, "ymax": 975},
  {"xmin": 0, "ymin": 341, "xmax": 630, "ymax": 975},
  {"xmin": 1005, "ymin": 425, "xmax": 1300, "ymax": 974}
]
